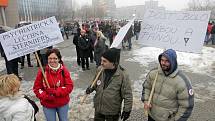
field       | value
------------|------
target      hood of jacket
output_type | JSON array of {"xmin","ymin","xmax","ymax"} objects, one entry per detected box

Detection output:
[
  {"xmin": 158, "ymin": 49, "xmax": 177, "ymax": 76},
  {"xmin": 0, "ymin": 92, "xmax": 24, "ymax": 113}
]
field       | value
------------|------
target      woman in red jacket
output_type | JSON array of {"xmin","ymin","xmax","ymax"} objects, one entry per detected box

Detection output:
[{"xmin": 33, "ymin": 48, "xmax": 73, "ymax": 121}]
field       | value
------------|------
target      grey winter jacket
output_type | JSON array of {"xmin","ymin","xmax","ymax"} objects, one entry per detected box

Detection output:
[
  {"xmin": 0, "ymin": 92, "xmax": 34, "ymax": 121},
  {"xmin": 94, "ymin": 37, "xmax": 106, "ymax": 62},
  {"xmin": 92, "ymin": 66, "xmax": 133, "ymax": 115},
  {"xmin": 142, "ymin": 49, "xmax": 194, "ymax": 121}
]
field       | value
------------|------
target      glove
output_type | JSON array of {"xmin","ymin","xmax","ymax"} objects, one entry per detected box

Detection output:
[
  {"xmin": 85, "ymin": 86, "xmax": 94, "ymax": 94},
  {"xmin": 46, "ymin": 88, "xmax": 57, "ymax": 96},
  {"xmin": 121, "ymin": 111, "xmax": 131, "ymax": 121}
]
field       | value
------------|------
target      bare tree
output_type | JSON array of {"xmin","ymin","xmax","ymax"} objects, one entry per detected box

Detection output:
[{"xmin": 187, "ymin": 0, "xmax": 215, "ymax": 19}]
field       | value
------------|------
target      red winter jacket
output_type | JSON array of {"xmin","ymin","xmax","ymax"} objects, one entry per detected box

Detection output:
[{"xmin": 33, "ymin": 65, "xmax": 73, "ymax": 108}]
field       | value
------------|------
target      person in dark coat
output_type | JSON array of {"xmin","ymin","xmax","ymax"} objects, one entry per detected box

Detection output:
[
  {"xmin": 16, "ymin": 22, "xmax": 33, "ymax": 69},
  {"xmin": 122, "ymin": 26, "xmax": 133, "ymax": 50},
  {"xmin": 78, "ymin": 29, "xmax": 91, "ymax": 70},
  {"xmin": 134, "ymin": 21, "xmax": 141, "ymax": 40},
  {"xmin": 64, "ymin": 24, "xmax": 69, "ymax": 39},
  {"xmin": 85, "ymin": 24, "xmax": 94, "ymax": 63},
  {"xmin": 0, "ymin": 27, "xmax": 19, "ymax": 78},
  {"xmin": 73, "ymin": 27, "xmax": 81, "ymax": 66}
]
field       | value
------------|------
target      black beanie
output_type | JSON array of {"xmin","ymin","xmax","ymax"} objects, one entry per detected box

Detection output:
[{"xmin": 102, "ymin": 48, "xmax": 121, "ymax": 64}]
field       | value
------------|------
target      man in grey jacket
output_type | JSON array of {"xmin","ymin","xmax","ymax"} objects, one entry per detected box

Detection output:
[
  {"xmin": 142, "ymin": 49, "xmax": 194, "ymax": 121},
  {"xmin": 86, "ymin": 48, "xmax": 133, "ymax": 121}
]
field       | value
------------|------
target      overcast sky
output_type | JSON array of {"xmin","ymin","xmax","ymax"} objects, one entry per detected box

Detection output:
[
  {"xmin": 115, "ymin": 0, "xmax": 189, "ymax": 10},
  {"xmin": 75, "ymin": 0, "xmax": 189, "ymax": 11}
]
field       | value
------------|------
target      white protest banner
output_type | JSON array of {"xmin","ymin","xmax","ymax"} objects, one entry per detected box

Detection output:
[
  {"xmin": 138, "ymin": 9, "xmax": 210, "ymax": 53},
  {"xmin": 0, "ymin": 16, "xmax": 64, "ymax": 61},
  {"xmin": 110, "ymin": 18, "xmax": 135, "ymax": 48}
]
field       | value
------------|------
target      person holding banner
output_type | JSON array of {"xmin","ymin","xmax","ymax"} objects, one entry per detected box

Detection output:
[
  {"xmin": 122, "ymin": 26, "xmax": 133, "ymax": 50},
  {"xmin": 0, "ymin": 26, "xmax": 20, "ymax": 79},
  {"xmin": 85, "ymin": 48, "xmax": 133, "ymax": 121},
  {"xmin": 142, "ymin": 49, "xmax": 194, "ymax": 121},
  {"xmin": 33, "ymin": 48, "xmax": 73, "ymax": 121}
]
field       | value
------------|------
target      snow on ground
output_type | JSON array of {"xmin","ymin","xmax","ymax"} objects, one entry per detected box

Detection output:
[
  {"xmin": 0, "ymin": 59, "xmax": 5, "ymax": 72},
  {"xmin": 62, "ymin": 56, "xmax": 77, "ymax": 62},
  {"xmin": 129, "ymin": 45, "xmax": 215, "ymax": 104},
  {"xmin": 3, "ymin": 45, "xmax": 215, "ymax": 120},
  {"xmin": 126, "ymin": 46, "xmax": 215, "ymax": 78}
]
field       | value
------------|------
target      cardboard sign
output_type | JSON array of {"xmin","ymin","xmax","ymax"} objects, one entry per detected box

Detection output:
[
  {"xmin": 0, "ymin": 16, "xmax": 64, "ymax": 60},
  {"xmin": 138, "ymin": 9, "xmax": 211, "ymax": 53}
]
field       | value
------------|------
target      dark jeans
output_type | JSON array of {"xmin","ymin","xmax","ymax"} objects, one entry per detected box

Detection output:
[
  {"xmin": 81, "ymin": 57, "xmax": 89, "ymax": 69},
  {"xmin": 65, "ymin": 32, "xmax": 69, "ymax": 39},
  {"xmin": 135, "ymin": 32, "xmax": 140, "ymax": 40},
  {"xmin": 210, "ymin": 34, "xmax": 215, "ymax": 45},
  {"xmin": 76, "ymin": 47, "xmax": 81, "ymax": 65},
  {"xmin": 89, "ymin": 49, "xmax": 94, "ymax": 62},
  {"xmin": 4, "ymin": 56, "xmax": 19, "ymax": 76},
  {"xmin": 40, "ymin": 54, "xmax": 47, "ymax": 66},
  {"xmin": 148, "ymin": 115, "xmax": 155, "ymax": 121},
  {"xmin": 94, "ymin": 113, "xmax": 120, "ymax": 121},
  {"xmin": 109, "ymin": 38, "xmax": 113, "ymax": 46},
  {"xmin": 122, "ymin": 38, "xmax": 132, "ymax": 50},
  {"xmin": 21, "ymin": 54, "xmax": 32, "ymax": 66}
]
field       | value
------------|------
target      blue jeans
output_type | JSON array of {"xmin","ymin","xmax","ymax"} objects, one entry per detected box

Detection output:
[
  {"xmin": 43, "ymin": 103, "xmax": 69, "ymax": 121},
  {"xmin": 135, "ymin": 32, "xmax": 140, "ymax": 40}
]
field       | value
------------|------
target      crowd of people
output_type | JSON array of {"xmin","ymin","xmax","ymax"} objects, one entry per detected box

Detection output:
[
  {"xmin": 72, "ymin": 20, "xmax": 142, "ymax": 70},
  {"xmin": 0, "ymin": 19, "xmax": 195, "ymax": 121}
]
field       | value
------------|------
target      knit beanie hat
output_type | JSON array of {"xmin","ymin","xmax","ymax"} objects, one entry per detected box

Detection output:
[{"xmin": 102, "ymin": 48, "xmax": 121, "ymax": 64}]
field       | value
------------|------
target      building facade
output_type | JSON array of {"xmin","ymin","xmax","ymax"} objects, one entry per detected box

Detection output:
[
  {"xmin": 92, "ymin": 0, "xmax": 116, "ymax": 19},
  {"xmin": 115, "ymin": 0, "xmax": 165, "ymax": 20},
  {"xmin": 18, "ymin": 0, "xmax": 58, "ymax": 22},
  {"xmin": 0, "ymin": 0, "xmax": 72, "ymax": 27},
  {"xmin": 0, "ymin": 0, "xmax": 19, "ymax": 27}
]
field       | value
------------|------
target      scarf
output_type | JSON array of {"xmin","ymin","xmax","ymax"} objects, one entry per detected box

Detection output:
[{"xmin": 48, "ymin": 63, "xmax": 61, "ymax": 71}]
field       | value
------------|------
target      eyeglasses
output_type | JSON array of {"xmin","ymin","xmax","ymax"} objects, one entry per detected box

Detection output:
[{"xmin": 48, "ymin": 57, "xmax": 58, "ymax": 60}]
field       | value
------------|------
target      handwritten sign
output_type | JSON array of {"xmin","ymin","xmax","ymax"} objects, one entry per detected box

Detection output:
[
  {"xmin": 110, "ymin": 18, "xmax": 135, "ymax": 48},
  {"xmin": 138, "ymin": 9, "xmax": 210, "ymax": 53},
  {"xmin": 0, "ymin": 17, "xmax": 64, "ymax": 60}
]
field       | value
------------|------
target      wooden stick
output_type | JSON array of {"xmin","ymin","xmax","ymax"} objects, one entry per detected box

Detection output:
[
  {"xmin": 34, "ymin": 52, "xmax": 50, "ymax": 88},
  {"xmin": 144, "ymin": 68, "xmax": 159, "ymax": 117},
  {"xmin": 80, "ymin": 68, "xmax": 103, "ymax": 104}
]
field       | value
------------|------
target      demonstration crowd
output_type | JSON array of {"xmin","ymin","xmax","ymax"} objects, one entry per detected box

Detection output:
[{"xmin": 0, "ymin": 20, "xmax": 194, "ymax": 121}]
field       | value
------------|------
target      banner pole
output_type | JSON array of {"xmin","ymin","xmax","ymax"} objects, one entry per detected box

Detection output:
[
  {"xmin": 144, "ymin": 48, "xmax": 165, "ymax": 119},
  {"xmin": 35, "ymin": 51, "xmax": 50, "ymax": 88},
  {"xmin": 80, "ymin": 68, "xmax": 103, "ymax": 104}
]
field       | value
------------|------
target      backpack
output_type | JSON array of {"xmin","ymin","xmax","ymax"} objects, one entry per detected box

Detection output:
[{"xmin": 24, "ymin": 95, "xmax": 39, "ymax": 121}]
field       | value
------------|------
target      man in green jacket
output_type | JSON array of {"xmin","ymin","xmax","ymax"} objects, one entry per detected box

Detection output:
[
  {"xmin": 86, "ymin": 48, "xmax": 133, "ymax": 121},
  {"xmin": 142, "ymin": 49, "xmax": 194, "ymax": 121}
]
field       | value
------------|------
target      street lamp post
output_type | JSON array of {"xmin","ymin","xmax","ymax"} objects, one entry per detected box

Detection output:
[{"xmin": 0, "ymin": 7, "xmax": 7, "ymax": 25}]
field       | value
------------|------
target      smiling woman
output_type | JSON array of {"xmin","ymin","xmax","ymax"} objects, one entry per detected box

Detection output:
[{"xmin": 33, "ymin": 48, "xmax": 74, "ymax": 121}]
